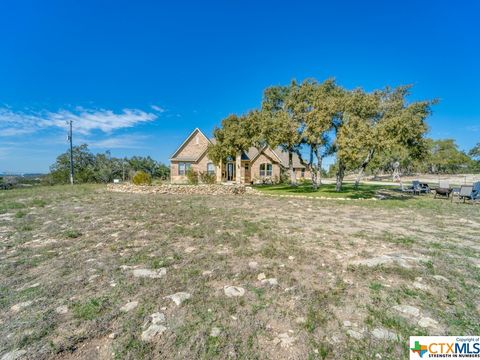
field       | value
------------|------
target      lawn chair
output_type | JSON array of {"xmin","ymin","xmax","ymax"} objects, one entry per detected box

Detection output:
[
  {"xmin": 418, "ymin": 182, "xmax": 430, "ymax": 194},
  {"xmin": 452, "ymin": 185, "xmax": 474, "ymax": 203},
  {"xmin": 434, "ymin": 181, "xmax": 452, "ymax": 199},
  {"xmin": 403, "ymin": 180, "xmax": 422, "ymax": 195},
  {"xmin": 472, "ymin": 182, "xmax": 480, "ymax": 202},
  {"xmin": 400, "ymin": 181, "xmax": 416, "ymax": 194}
]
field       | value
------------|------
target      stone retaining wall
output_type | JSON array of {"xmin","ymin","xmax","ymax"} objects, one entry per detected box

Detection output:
[{"xmin": 107, "ymin": 183, "xmax": 250, "ymax": 195}]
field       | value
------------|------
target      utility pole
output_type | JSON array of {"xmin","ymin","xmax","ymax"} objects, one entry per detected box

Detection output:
[{"xmin": 68, "ymin": 120, "xmax": 74, "ymax": 185}]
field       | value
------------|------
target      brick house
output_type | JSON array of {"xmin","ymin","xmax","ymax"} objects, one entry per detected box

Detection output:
[{"xmin": 170, "ymin": 128, "xmax": 310, "ymax": 184}]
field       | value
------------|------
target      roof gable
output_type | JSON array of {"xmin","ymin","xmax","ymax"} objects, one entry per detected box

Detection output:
[{"xmin": 170, "ymin": 128, "xmax": 212, "ymax": 161}]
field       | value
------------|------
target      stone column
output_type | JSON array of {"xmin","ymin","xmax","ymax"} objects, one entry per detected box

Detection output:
[
  {"xmin": 235, "ymin": 151, "xmax": 242, "ymax": 184},
  {"xmin": 216, "ymin": 162, "xmax": 223, "ymax": 183}
]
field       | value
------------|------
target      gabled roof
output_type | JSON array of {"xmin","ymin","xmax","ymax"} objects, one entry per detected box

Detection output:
[
  {"xmin": 170, "ymin": 128, "xmax": 212, "ymax": 161},
  {"xmin": 272, "ymin": 147, "xmax": 306, "ymax": 168},
  {"xmin": 171, "ymin": 128, "xmax": 305, "ymax": 168}
]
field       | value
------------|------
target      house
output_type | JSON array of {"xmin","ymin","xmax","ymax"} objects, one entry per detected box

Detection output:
[{"xmin": 170, "ymin": 128, "xmax": 310, "ymax": 184}]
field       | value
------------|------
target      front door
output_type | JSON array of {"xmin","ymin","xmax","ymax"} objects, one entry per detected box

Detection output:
[{"xmin": 226, "ymin": 162, "xmax": 235, "ymax": 181}]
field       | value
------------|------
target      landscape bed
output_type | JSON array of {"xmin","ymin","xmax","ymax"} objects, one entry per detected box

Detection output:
[{"xmin": 0, "ymin": 184, "xmax": 479, "ymax": 359}]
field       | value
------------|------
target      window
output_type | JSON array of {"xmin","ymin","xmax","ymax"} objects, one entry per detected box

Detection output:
[
  {"xmin": 178, "ymin": 162, "xmax": 191, "ymax": 176},
  {"xmin": 207, "ymin": 163, "xmax": 215, "ymax": 175},
  {"xmin": 245, "ymin": 164, "xmax": 249, "ymax": 171},
  {"xmin": 301, "ymin": 168, "xmax": 305, "ymax": 178},
  {"xmin": 260, "ymin": 163, "xmax": 272, "ymax": 177}
]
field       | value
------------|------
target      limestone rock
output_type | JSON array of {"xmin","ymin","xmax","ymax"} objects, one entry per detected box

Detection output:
[
  {"xmin": 392, "ymin": 305, "xmax": 420, "ymax": 317},
  {"xmin": 141, "ymin": 312, "xmax": 167, "ymax": 342},
  {"xmin": 120, "ymin": 301, "xmax": 138, "ymax": 312},
  {"xmin": 55, "ymin": 305, "xmax": 68, "ymax": 314},
  {"xmin": 164, "ymin": 292, "xmax": 191, "ymax": 306},
  {"xmin": 141, "ymin": 324, "xmax": 167, "ymax": 341},
  {"xmin": 132, "ymin": 268, "xmax": 166, "ymax": 278},
  {"xmin": 347, "ymin": 329, "xmax": 364, "ymax": 340},
  {"xmin": 371, "ymin": 328, "xmax": 398, "ymax": 341},
  {"xmin": 224, "ymin": 285, "xmax": 245, "ymax": 297},
  {"xmin": 210, "ymin": 327, "xmax": 221, "ymax": 337},
  {"xmin": 273, "ymin": 333, "xmax": 295, "ymax": 348},
  {"xmin": 418, "ymin": 317, "xmax": 439, "ymax": 328},
  {"xmin": 261, "ymin": 278, "xmax": 278, "ymax": 286},
  {"xmin": 1, "ymin": 349, "xmax": 27, "ymax": 360},
  {"xmin": 107, "ymin": 183, "xmax": 247, "ymax": 196},
  {"xmin": 11, "ymin": 301, "xmax": 32, "ymax": 312}
]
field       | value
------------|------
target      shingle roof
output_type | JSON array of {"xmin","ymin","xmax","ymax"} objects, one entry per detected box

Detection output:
[
  {"xmin": 208, "ymin": 135, "xmax": 305, "ymax": 168},
  {"xmin": 272, "ymin": 147, "xmax": 305, "ymax": 168}
]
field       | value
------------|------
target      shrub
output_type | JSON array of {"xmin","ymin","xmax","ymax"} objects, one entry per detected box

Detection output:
[
  {"xmin": 186, "ymin": 169, "xmax": 198, "ymax": 184},
  {"xmin": 199, "ymin": 171, "xmax": 216, "ymax": 184},
  {"xmin": 132, "ymin": 171, "xmax": 152, "ymax": 185}
]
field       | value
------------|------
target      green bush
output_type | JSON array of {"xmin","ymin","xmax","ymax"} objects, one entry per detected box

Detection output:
[
  {"xmin": 199, "ymin": 171, "xmax": 216, "ymax": 184},
  {"xmin": 186, "ymin": 169, "xmax": 199, "ymax": 184},
  {"xmin": 132, "ymin": 171, "xmax": 152, "ymax": 185}
]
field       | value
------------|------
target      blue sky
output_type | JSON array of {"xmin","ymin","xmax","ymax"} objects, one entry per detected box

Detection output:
[{"xmin": 1, "ymin": 0, "xmax": 479, "ymax": 173}]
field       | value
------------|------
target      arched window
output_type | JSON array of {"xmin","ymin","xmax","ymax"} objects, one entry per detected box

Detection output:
[{"xmin": 260, "ymin": 163, "xmax": 272, "ymax": 177}]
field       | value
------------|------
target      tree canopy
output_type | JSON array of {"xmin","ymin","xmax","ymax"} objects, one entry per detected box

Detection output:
[
  {"xmin": 211, "ymin": 77, "xmax": 442, "ymax": 191},
  {"xmin": 48, "ymin": 144, "xmax": 169, "ymax": 184}
]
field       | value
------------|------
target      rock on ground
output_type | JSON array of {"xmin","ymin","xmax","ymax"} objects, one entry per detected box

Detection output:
[
  {"xmin": 413, "ymin": 278, "xmax": 430, "ymax": 291},
  {"xmin": 371, "ymin": 328, "xmax": 398, "ymax": 341},
  {"xmin": 261, "ymin": 278, "xmax": 278, "ymax": 286},
  {"xmin": 132, "ymin": 268, "xmax": 166, "ymax": 279},
  {"xmin": 273, "ymin": 333, "xmax": 295, "ymax": 349},
  {"xmin": 11, "ymin": 301, "xmax": 33, "ymax": 312},
  {"xmin": 108, "ymin": 183, "xmax": 247, "ymax": 195},
  {"xmin": 141, "ymin": 312, "xmax": 167, "ymax": 342},
  {"xmin": 55, "ymin": 305, "xmax": 68, "ymax": 314},
  {"xmin": 248, "ymin": 261, "xmax": 258, "ymax": 269},
  {"xmin": 1, "ymin": 349, "xmax": 27, "ymax": 360},
  {"xmin": 120, "ymin": 301, "xmax": 138, "ymax": 312},
  {"xmin": 347, "ymin": 329, "xmax": 364, "ymax": 340},
  {"xmin": 141, "ymin": 324, "xmax": 167, "ymax": 342},
  {"xmin": 392, "ymin": 305, "xmax": 420, "ymax": 317},
  {"xmin": 210, "ymin": 327, "xmax": 221, "ymax": 337},
  {"xmin": 418, "ymin": 317, "xmax": 439, "ymax": 328},
  {"xmin": 224, "ymin": 285, "xmax": 245, "ymax": 297},
  {"xmin": 350, "ymin": 253, "xmax": 428, "ymax": 269},
  {"xmin": 164, "ymin": 292, "xmax": 191, "ymax": 306}
]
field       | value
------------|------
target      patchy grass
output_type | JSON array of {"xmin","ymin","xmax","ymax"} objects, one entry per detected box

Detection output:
[
  {"xmin": 64, "ymin": 229, "xmax": 82, "ymax": 238},
  {"xmin": 0, "ymin": 184, "xmax": 479, "ymax": 359},
  {"xmin": 254, "ymin": 182, "xmax": 387, "ymax": 199}
]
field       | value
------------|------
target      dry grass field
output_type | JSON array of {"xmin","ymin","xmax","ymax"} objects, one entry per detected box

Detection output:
[{"xmin": 1, "ymin": 185, "xmax": 479, "ymax": 359}]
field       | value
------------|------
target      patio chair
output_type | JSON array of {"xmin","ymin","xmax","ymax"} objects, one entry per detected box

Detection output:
[
  {"xmin": 400, "ymin": 181, "xmax": 416, "ymax": 194},
  {"xmin": 434, "ymin": 181, "xmax": 452, "ymax": 199},
  {"xmin": 452, "ymin": 185, "xmax": 474, "ymax": 203},
  {"xmin": 418, "ymin": 182, "xmax": 430, "ymax": 194},
  {"xmin": 472, "ymin": 182, "xmax": 480, "ymax": 202}
]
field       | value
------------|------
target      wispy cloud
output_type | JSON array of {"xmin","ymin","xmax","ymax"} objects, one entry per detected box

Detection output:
[
  {"xmin": 0, "ymin": 107, "xmax": 158, "ymax": 137},
  {"xmin": 150, "ymin": 105, "xmax": 165, "ymax": 112},
  {"xmin": 466, "ymin": 125, "xmax": 480, "ymax": 132},
  {"xmin": 78, "ymin": 134, "xmax": 150, "ymax": 149}
]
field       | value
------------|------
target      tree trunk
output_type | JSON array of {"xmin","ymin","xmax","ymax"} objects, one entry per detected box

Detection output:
[
  {"xmin": 289, "ymin": 150, "xmax": 297, "ymax": 186},
  {"xmin": 309, "ymin": 147, "xmax": 318, "ymax": 190},
  {"xmin": 354, "ymin": 148, "xmax": 375, "ymax": 189},
  {"xmin": 314, "ymin": 146, "xmax": 322, "ymax": 187},
  {"xmin": 336, "ymin": 160, "xmax": 345, "ymax": 192}
]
